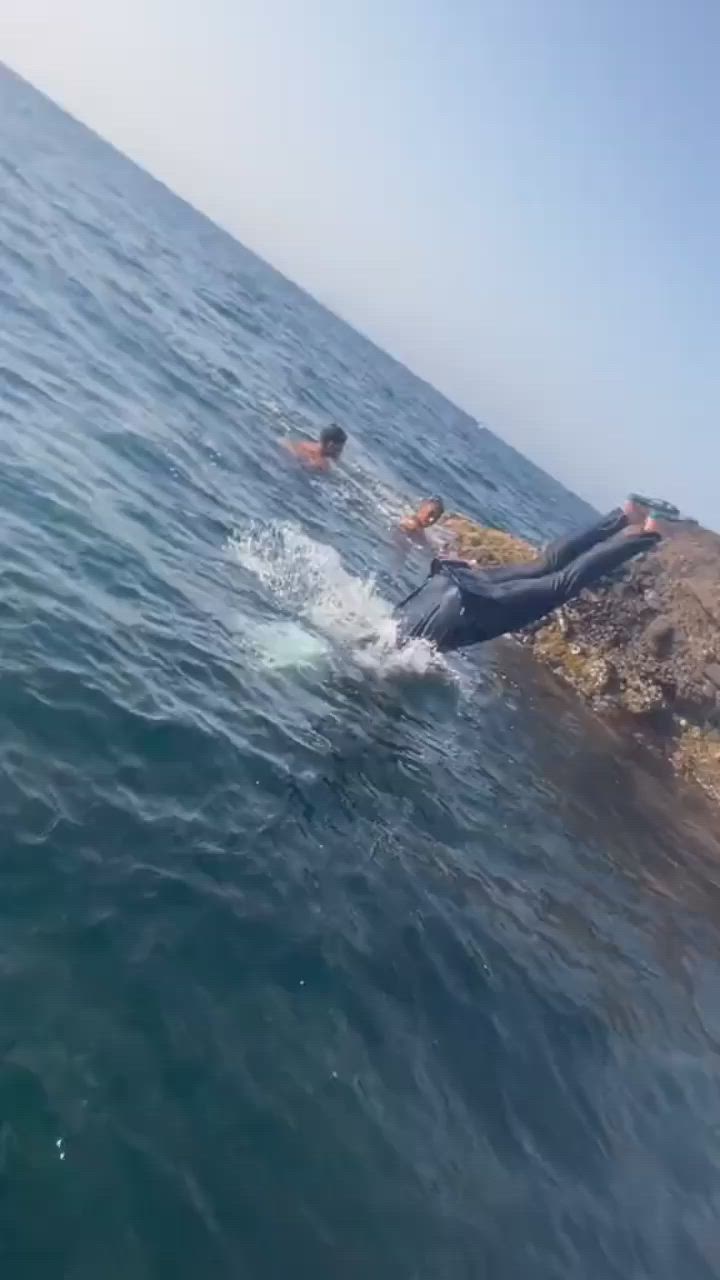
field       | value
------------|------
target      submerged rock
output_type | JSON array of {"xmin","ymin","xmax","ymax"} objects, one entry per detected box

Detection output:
[{"xmin": 438, "ymin": 513, "xmax": 720, "ymax": 802}]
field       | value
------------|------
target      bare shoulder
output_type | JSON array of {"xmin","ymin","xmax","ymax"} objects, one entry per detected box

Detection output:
[{"xmin": 285, "ymin": 439, "xmax": 328, "ymax": 471}]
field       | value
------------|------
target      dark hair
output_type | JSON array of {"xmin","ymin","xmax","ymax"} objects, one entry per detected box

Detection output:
[
  {"xmin": 426, "ymin": 496, "xmax": 444, "ymax": 514},
  {"xmin": 320, "ymin": 423, "xmax": 347, "ymax": 449}
]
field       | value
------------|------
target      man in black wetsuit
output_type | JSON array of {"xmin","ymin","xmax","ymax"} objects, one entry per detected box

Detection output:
[{"xmin": 394, "ymin": 498, "xmax": 675, "ymax": 653}]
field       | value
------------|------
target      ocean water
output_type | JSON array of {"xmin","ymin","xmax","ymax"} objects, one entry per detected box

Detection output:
[{"xmin": 1, "ymin": 63, "xmax": 720, "ymax": 1280}]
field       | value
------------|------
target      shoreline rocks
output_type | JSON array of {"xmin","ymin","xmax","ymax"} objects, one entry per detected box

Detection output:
[{"xmin": 438, "ymin": 514, "xmax": 720, "ymax": 802}]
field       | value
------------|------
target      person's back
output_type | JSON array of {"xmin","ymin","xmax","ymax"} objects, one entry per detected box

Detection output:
[
  {"xmin": 399, "ymin": 556, "xmax": 509, "ymax": 650},
  {"xmin": 429, "ymin": 559, "xmax": 533, "ymax": 645},
  {"xmin": 284, "ymin": 423, "xmax": 347, "ymax": 471}
]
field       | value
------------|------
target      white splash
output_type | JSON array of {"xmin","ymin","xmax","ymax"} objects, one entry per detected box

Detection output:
[
  {"xmin": 247, "ymin": 619, "xmax": 331, "ymax": 670},
  {"xmin": 229, "ymin": 522, "xmax": 444, "ymax": 678}
]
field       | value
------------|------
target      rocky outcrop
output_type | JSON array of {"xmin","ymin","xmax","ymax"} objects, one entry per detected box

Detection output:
[{"xmin": 438, "ymin": 514, "xmax": 720, "ymax": 800}]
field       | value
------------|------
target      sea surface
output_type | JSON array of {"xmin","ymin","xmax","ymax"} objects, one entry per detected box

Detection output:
[{"xmin": 1, "ymin": 64, "xmax": 720, "ymax": 1280}]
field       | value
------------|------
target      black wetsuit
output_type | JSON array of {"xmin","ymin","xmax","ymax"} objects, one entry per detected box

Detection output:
[{"xmin": 394, "ymin": 509, "xmax": 659, "ymax": 652}]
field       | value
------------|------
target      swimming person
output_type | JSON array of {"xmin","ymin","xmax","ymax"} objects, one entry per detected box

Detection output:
[
  {"xmin": 398, "ymin": 496, "xmax": 445, "ymax": 536},
  {"xmin": 284, "ymin": 423, "xmax": 347, "ymax": 471},
  {"xmin": 394, "ymin": 499, "xmax": 673, "ymax": 653}
]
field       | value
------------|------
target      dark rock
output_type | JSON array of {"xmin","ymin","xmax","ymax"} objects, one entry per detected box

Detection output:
[{"xmin": 645, "ymin": 617, "xmax": 676, "ymax": 658}]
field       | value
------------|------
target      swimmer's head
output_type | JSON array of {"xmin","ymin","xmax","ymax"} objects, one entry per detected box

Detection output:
[
  {"xmin": 320, "ymin": 423, "xmax": 347, "ymax": 459},
  {"xmin": 416, "ymin": 496, "xmax": 444, "ymax": 528}
]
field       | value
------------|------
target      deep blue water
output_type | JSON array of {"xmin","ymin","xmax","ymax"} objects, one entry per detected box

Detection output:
[{"xmin": 2, "ymin": 64, "xmax": 720, "ymax": 1280}]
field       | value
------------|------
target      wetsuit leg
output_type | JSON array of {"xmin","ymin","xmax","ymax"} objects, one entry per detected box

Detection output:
[
  {"xmin": 478, "ymin": 529, "xmax": 659, "ymax": 638},
  {"xmin": 482, "ymin": 509, "xmax": 628, "ymax": 583},
  {"xmin": 394, "ymin": 574, "xmax": 464, "ymax": 649}
]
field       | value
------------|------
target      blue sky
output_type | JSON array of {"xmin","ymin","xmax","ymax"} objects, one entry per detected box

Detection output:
[{"xmin": 3, "ymin": 0, "xmax": 719, "ymax": 524}]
